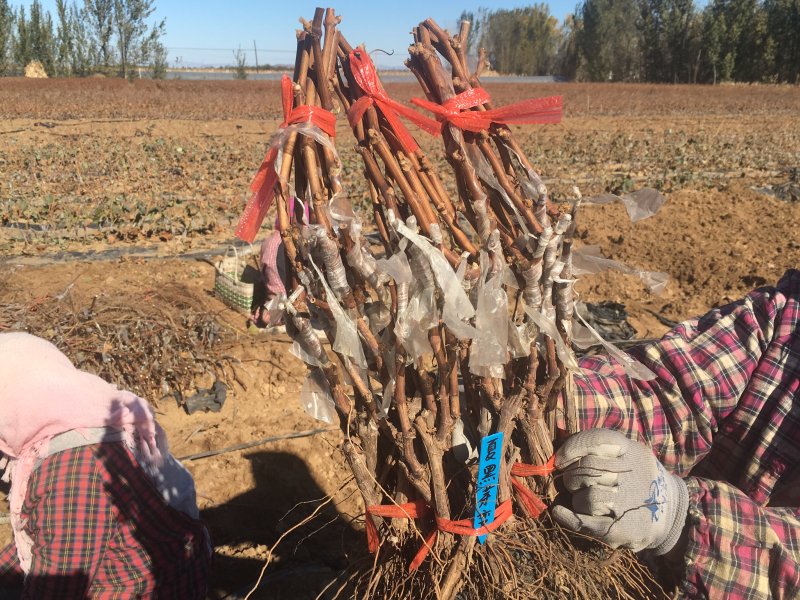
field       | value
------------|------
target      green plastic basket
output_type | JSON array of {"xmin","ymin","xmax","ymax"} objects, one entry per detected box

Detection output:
[{"xmin": 214, "ymin": 246, "xmax": 262, "ymax": 315}]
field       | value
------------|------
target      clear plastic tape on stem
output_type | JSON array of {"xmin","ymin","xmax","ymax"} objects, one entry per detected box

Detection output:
[
  {"xmin": 388, "ymin": 209, "xmax": 475, "ymax": 321},
  {"xmin": 377, "ymin": 329, "xmax": 397, "ymax": 416},
  {"xmin": 573, "ymin": 245, "xmax": 668, "ymax": 295},
  {"xmin": 347, "ymin": 220, "xmax": 390, "ymax": 287},
  {"xmin": 469, "ymin": 231, "xmax": 509, "ymax": 378},
  {"xmin": 308, "ymin": 255, "xmax": 368, "ymax": 369},
  {"xmin": 376, "ymin": 235, "xmax": 433, "ymax": 361},
  {"xmin": 266, "ymin": 293, "xmax": 288, "ymax": 330},
  {"xmin": 328, "ymin": 190, "xmax": 357, "ymax": 227},
  {"xmin": 522, "ymin": 302, "xmax": 580, "ymax": 371},
  {"xmin": 311, "ymin": 225, "xmax": 351, "ymax": 301},
  {"xmin": 581, "ymin": 188, "xmax": 667, "ymax": 222}
]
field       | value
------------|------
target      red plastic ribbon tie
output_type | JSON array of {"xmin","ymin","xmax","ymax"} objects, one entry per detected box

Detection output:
[
  {"xmin": 510, "ymin": 454, "xmax": 557, "ymax": 477},
  {"xmin": 364, "ymin": 499, "xmax": 431, "ymax": 554},
  {"xmin": 346, "ymin": 50, "xmax": 441, "ymax": 155},
  {"xmin": 411, "ymin": 88, "xmax": 562, "ymax": 134},
  {"xmin": 508, "ymin": 455, "xmax": 556, "ymax": 518},
  {"xmin": 511, "ymin": 477, "xmax": 548, "ymax": 518},
  {"xmin": 365, "ymin": 497, "xmax": 526, "ymax": 572},
  {"xmin": 235, "ymin": 75, "xmax": 336, "ymax": 242}
]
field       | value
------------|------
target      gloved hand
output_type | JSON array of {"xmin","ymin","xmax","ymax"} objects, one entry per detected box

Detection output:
[{"xmin": 552, "ymin": 428, "xmax": 689, "ymax": 554}]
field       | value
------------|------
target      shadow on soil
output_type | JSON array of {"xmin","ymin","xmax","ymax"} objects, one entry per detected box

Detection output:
[{"xmin": 203, "ymin": 450, "xmax": 361, "ymax": 600}]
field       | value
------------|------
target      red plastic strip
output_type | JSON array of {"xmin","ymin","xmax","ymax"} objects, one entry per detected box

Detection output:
[
  {"xmin": 409, "ymin": 528, "xmax": 439, "ymax": 572},
  {"xmin": 511, "ymin": 477, "xmax": 548, "ymax": 518},
  {"xmin": 346, "ymin": 50, "xmax": 441, "ymax": 154},
  {"xmin": 510, "ymin": 454, "xmax": 557, "ymax": 477},
  {"xmin": 411, "ymin": 88, "xmax": 562, "ymax": 133},
  {"xmin": 364, "ymin": 499, "xmax": 432, "ymax": 553}
]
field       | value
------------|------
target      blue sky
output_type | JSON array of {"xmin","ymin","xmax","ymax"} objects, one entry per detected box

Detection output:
[{"xmin": 38, "ymin": 1, "xmax": 579, "ymax": 68}]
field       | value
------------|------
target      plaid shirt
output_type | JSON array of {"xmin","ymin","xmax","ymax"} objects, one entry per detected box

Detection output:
[
  {"xmin": 569, "ymin": 269, "xmax": 800, "ymax": 599},
  {"xmin": 0, "ymin": 442, "xmax": 211, "ymax": 599}
]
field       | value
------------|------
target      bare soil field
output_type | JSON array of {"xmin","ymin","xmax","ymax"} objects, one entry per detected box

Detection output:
[
  {"xmin": 1, "ymin": 80, "xmax": 799, "ymax": 599},
  {"xmin": 2, "ymin": 79, "xmax": 799, "ymax": 120}
]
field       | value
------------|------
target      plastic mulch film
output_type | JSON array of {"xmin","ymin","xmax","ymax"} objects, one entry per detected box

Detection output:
[
  {"xmin": 300, "ymin": 368, "xmax": 338, "ymax": 425},
  {"xmin": 406, "ymin": 236, "xmax": 438, "ymax": 331},
  {"xmin": 574, "ymin": 311, "xmax": 657, "ymax": 381},
  {"xmin": 309, "ymin": 255, "xmax": 368, "ymax": 369},
  {"xmin": 469, "ymin": 232, "xmax": 509, "ymax": 378},
  {"xmin": 389, "ymin": 211, "xmax": 475, "ymax": 321},
  {"xmin": 290, "ymin": 340, "xmax": 322, "ymax": 368},
  {"xmin": 396, "ymin": 313, "xmax": 434, "ymax": 361},
  {"xmin": 444, "ymin": 251, "xmax": 482, "ymax": 341},
  {"xmin": 290, "ymin": 343, "xmax": 356, "ymax": 386},
  {"xmin": 365, "ymin": 302, "xmax": 392, "ymax": 334},
  {"xmin": 573, "ymin": 245, "xmax": 668, "ymax": 295},
  {"xmin": 452, "ymin": 417, "xmax": 479, "ymax": 464},
  {"xmin": 408, "ymin": 287, "xmax": 438, "ymax": 331},
  {"xmin": 442, "ymin": 301, "xmax": 481, "ymax": 341},
  {"xmin": 581, "ymin": 188, "xmax": 666, "ymax": 222}
]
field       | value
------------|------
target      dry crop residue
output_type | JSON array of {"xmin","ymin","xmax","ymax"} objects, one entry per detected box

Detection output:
[{"xmin": 2, "ymin": 85, "xmax": 797, "ymax": 254}]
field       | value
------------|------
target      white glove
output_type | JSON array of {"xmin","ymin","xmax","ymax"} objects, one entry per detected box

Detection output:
[{"xmin": 552, "ymin": 428, "xmax": 688, "ymax": 554}]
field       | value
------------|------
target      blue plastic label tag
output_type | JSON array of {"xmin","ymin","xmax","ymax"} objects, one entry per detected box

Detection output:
[{"xmin": 474, "ymin": 432, "xmax": 503, "ymax": 544}]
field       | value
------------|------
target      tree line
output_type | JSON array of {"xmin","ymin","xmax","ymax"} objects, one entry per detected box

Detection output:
[
  {"xmin": 0, "ymin": 0, "xmax": 166, "ymax": 79},
  {"xmin": 462, "ymin": 0, "xmax": 799, "ymax": 84}
]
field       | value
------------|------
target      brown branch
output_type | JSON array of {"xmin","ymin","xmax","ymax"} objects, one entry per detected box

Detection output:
[{"xmin": 415, "ymin": 411, "xmax": 450, "ymax": 519}]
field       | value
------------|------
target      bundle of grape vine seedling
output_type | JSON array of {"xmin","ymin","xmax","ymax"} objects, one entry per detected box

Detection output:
[{"xmin": 236, "ymin": 8, "xmax": 669, "ymax": 599}]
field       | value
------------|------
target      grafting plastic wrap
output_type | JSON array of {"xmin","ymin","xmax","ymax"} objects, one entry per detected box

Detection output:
[{"xmin": 238, "ymin": 8, "xmax": 671, "ymax": 600}]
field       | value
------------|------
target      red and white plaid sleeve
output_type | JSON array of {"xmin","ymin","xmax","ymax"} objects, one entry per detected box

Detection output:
[{"xmin": 568, "ymin": 269, "xmax": 800, "ymax": 599}]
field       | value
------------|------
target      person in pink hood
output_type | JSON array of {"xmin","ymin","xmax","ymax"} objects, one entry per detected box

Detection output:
[{"xmin": 0, "ymin": 333, "xmax": 211, "ymax": 599}]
